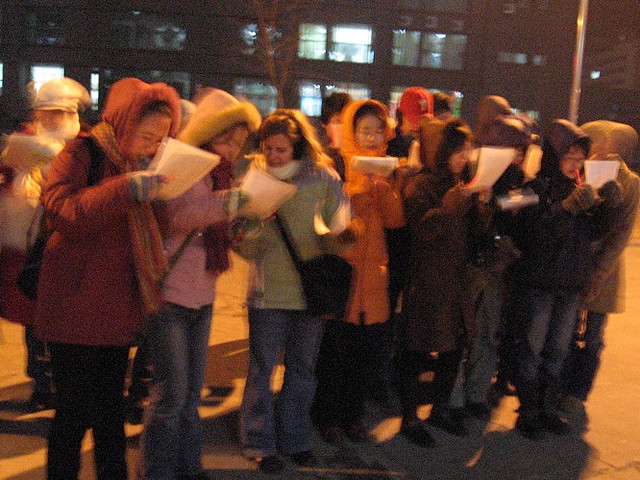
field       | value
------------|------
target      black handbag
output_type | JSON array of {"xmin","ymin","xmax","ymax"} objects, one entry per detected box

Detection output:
[{"xmin": 274, "ymin": 213, "xmax": 353, "ymax": 318}]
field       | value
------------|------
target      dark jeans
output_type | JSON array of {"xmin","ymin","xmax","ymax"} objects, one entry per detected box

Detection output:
[
  {"xmin": 25, "ymin": 324, "xmax": 52, "ymax": 398},
  {"xmin": 513, "ymin": 287, "xmax": 581, "ymax": 418},
  {"xmin": 398, "ymin": 348, "xmax": 463, "ymax": 424},
  {"xmin": 561, "ymin": 310, "xmax": 608, "ymax": 401},
  {"xmin": 48, "ymin": 342, "xmax": 129, "ymax": 480}
]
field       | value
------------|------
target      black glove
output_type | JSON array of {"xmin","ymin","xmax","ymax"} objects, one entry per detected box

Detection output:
[
  {"xmin": 561, "ymin": 184, "xmax": 596, "ymax": 215},
  {"xmin": 598, "ymin": 180, "xmax": 623, "ymax": 208}
]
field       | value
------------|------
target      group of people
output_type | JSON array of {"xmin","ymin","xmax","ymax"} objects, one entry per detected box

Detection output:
[{"xmin": 0, "ymin": 76, "xmax": 638, "ymax": 479}]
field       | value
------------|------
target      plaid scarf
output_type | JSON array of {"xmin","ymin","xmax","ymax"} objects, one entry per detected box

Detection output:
[{"xmin": 91, "ymin": 122, "xmax": 168, "ymax": 315}]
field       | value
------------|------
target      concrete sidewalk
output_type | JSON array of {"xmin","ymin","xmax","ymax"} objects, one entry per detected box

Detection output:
[{"xmin": 1, "ymin": 248, "xmax": 640, "ymax": 479}]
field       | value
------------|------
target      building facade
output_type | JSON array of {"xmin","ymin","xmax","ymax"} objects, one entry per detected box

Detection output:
[{"xmin": 0, "ymin": 0, "xmax": 638, "ymax": 143}]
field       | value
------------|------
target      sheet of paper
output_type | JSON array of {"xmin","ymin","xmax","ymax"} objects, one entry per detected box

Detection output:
[
  {"xmin": 465, "ymin": 147, "xmax": 516, "ymax": 192},
  {"xmin": 522, "ymin": 143, "xmax": 542, "ymax": 180},
  {"xmin": 314, "ymin": 199, "xmax": 351, "ymax": 235},
  {"xmin": 1, "ymin": 133, "xmax": 62, "ymax": 169},
  {"xmin": 147, "ymin": 137, "xmax": 221, "ymax": 200},
  {"xmin": 351, "ymin": 156, "xmax": 399, "ymax": 177},
  {"xmin": 584, "ymin": 160, "xmax": 620, "ymax": 189},
  {"xmin": 238, "ymin": 165, "xmax": 298, "ymax": 219}
]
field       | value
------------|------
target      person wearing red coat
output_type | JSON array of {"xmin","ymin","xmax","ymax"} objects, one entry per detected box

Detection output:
[{"xmin": 34, "ymin": 77, "xmax": 182, "ymax": 480}]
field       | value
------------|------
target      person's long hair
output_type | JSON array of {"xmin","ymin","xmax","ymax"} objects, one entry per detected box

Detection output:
[
  {"xmin": 258, "ymin": 109, "xmax": 332, "ymax": 167},
  {"xmin": 431, "ymin": 118, "xmax": 473, "ymax": 195}
]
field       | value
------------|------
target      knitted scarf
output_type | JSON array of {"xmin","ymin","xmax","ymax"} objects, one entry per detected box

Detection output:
[
  {"xmin": 91, "ymin": 122, "xmax": 168, "ymax": 315},
  {"xmin": 205, "ymin": 159, "xmax": 233, "ymax": 275}
]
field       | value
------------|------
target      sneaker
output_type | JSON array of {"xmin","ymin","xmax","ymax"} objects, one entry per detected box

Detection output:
[
  {"xmin": 401, "ymin": 422, "xmax": 435, "ymax": 448},
  {"xmin": 288, "ymin": 450, "xmax": 317, "ymax": 467},
  {"xmin": 515, "ymin": 414, "xmax": 543, "ymax": 440},
  {"xmin": 539, "ymin": 412, "xmax": 569, "ymax": 435},
  {"xmin": 258, "ymin": 455, "xmax": 284, "ymax": 474},
  {"xmin": 345, "ymin": 423, "xmax": 370, "ymax": 443},
  {"xmin": 466, "ymin": 402, "xmax": 491, "ymax": 420},
  {"xmin": 321, "ymin": 426, "xmax": 344, "ymax": 444},
  {"xmin": 427, "ymin": 408, "xmax": 468, "ymax": 436}
]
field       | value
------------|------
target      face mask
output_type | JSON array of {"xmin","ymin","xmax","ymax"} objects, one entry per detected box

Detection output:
[
  {"xmin": 41, "ymin": 115, "xmax": 81, "ymax": 142},
  {"xmin": 267, "ymin": 161, "xmax": 300, "ymax": 180}
]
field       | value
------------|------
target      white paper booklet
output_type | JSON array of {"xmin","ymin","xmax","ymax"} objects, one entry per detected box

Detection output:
[
  {"xmin": 584, "ymin": 160, "xmax": 620, "ymax": 189},
  {"xmin": 496, "ymin": 188, "xmax": 540, "ymax": 210},
  {"xmin": 351, "ymin": 156, "xmax": 399, "ymax": 177},
  {"xmin": 147, "ymin": 137, "xmax": 221, "ymax": 200},
  {"xmin": 238, "ymin": 165, "xmax": 298, "ymax": 219},
  {"xmin": 466, "ymin": 147, "xmax": 516, "ymax": 192}
]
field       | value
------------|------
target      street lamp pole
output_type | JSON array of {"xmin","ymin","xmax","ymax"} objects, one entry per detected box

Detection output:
[{"xmin": 569, "ymin": 0, "xmax": 589, "ymax": 124}]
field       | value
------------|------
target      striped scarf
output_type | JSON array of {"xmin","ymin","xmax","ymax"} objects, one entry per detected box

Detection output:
[{"xmin": 91, "ymin": 122, "xmax": 168, "ymax": 315}]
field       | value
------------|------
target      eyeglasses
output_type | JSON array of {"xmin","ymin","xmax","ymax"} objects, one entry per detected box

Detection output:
[{"xmin": 355, "ymin": 129, "xmax": 385, "ymax": 139}]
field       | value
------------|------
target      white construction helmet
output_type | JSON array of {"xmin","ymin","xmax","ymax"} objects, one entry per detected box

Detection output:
[{"xmin": 33, "ymin": 77, "xmax": 91, "ymax": 114}]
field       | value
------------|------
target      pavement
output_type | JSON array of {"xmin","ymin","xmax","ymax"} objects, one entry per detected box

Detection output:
[{"xmin": 2, "ymin": 229, "xmax": 640, "ymax": 479}]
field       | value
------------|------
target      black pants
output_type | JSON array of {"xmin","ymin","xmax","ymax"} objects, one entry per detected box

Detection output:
[
  {"xmin": 312, "ymin": 321, "xmax": 392, "ymax": 429},
  {"xmin": 397, "ymin": 348, "xmax": 463, "ymax": 423},
  {"xmin": 48, "ymin": 342, "xmax": 129, "ymax": 480}
]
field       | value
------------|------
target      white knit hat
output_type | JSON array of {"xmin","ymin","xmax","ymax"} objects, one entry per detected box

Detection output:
[
  {"xmin": 178, "ymin": 89, "xmax": 261, "ymax": 147},
  {"xmin": 34, "ymin": 77, "xmax": 91, "ymax": 113}
]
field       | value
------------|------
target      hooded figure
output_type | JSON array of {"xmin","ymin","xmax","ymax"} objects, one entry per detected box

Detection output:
[
  {"xmin": 340, "ymin": 99, "xmax": 402, "ymax": 326},
  {"xmin": 559, "ymin": 120, "xmax": 640, "ymax": 408},
  {"xmin": 33, "ymin": 77, "xmax": 181, "ymax": 480},
  {"xmin": 35, "ymin": 76, "xmax": 181, "ymax": 342},
  {"xmin": 579, "ymin": 120, "xmax": 640, "ymax": 312},
  {"xmin": 474, "ymin": 95, "xmax": 512, "ymax": 146}
]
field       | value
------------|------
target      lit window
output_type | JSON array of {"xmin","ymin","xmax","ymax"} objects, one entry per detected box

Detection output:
[
  {"xmin": 241, "ymin": 23, "xmax": 282, "ymax": 56},
  {"xmin": 299, "ymin": 82, "xmax": 370, "ymax": 117},
  {"xmin": 299, "ymin": 82, "xmax": 323, "ymax": 117},
  {"xmin": 111, "ymin": 11, "xmax": 186, "ymax": 51},
  {"xmin": 420, "ymin": 33, "xmax": 467, "ymax": 70},
  {"xmin": 331, "ymin": 82, "xmax": 370, "ymax": 101},
  {"xmin": 233, "ymin": 79, "xmax": 277, "ymax": 117},
  {"xmin": 298, "ymin": 24, "xmax": 327, "ymax": 60},
  {"xmin": 0, "ymin": 63, "xmax": 3, "ymax": 95},
  {"xmin": 498, "ymin": 52, "xmax": 528, "ymax": 64},
  {"xmin": 531, "ymin": 55, "xmax": 546, "ymax": 66},
  {"xmin": 329, "ymin": 25, "xmax": 374, "ymax": 64},
  {"xmin": 241, "ymin": 24, "xmax": 258, "ymax": 54},
  {"xmin": 90, "ymin": 72, "xmax": 100, "ymax": 111},
  {"xmin": 590, "ymin": 70, "xmax": 601, "ymax": 80},
  {"xmin": 101, "ymin": 69, "xmax": 190, "ymax": 99},
  {"xmin": 31, "ymin": 65, "xmax": 65, "ymax": 92},
  {"xmin": 392, "ymin": 30, "xmax": 421, "ymax": 67}
]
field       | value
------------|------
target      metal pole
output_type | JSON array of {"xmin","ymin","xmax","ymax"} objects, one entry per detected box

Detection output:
[{"xmin": 569, "ymin": 0, "xmax": 589, "ymax": 124}]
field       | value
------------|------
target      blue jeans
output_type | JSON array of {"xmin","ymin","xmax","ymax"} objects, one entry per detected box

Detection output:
[
  {"xmin": 514, "ymin": 287, "xmax": 581, "ymax": 417},
  {"xmin": 141, "ymin": 303, "xmax": 212, "ymax": 479},
  {"xmin": 561, "ymin": 310, "xmax": 607, "ymax": 401},
  {"xmin": 241, "ymin": 308, "xmax": 324, "ymax": 458}
]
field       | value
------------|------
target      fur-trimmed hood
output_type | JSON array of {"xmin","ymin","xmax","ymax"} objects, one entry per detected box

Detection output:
[{"xmin": 178, "ymin": 89, "xmax": 261, "ymax": 147}]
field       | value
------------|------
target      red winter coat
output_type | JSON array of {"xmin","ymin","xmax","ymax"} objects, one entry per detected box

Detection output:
[{"xmin": 33, "ymin": 136, "xmax": 142, "ymax": 346}]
